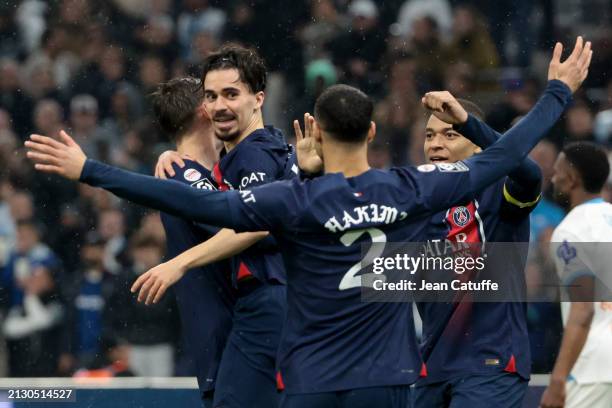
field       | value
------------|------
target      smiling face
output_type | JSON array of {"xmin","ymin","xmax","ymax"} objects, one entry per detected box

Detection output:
[
  {"xmin": 424, "ymin": 114, "xmax": 481, "ymax": 163},
  {"xmin": 203, "ymin": 68, "xmax": 263, "ymax": 143}
]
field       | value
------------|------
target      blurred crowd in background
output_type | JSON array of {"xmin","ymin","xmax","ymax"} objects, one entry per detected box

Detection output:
[{"xmin": 0, "ymin": 0, "xmax": 611, "ymax": 379}]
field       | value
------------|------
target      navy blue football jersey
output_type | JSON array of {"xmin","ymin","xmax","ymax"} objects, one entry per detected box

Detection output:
[
  {"xmin": 160, "ymin": 159, "xmax": 236, "ymax": 394},
  {"xmin": 418, "ymin": 178, "xmax": 534, "ymax": 384},
  {"xmin": 211, "ymin": 126, "xmax": 297, "ymax": 285},
  {"xmin": 417, "ymin": 114, "xmax": 542, "ymax": 384},
  {"xmin": 79, "ymin": 79, "xmax": 572, "ymax": 395}
]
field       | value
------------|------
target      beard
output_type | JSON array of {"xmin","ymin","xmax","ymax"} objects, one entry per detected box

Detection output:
[
  {"xmin": 214, "ymin": 128, "xmax": 241, "ymax": 142},
  {"xmin": 552, "ymin": 187, "xmax": 571, "ymax": 210}
]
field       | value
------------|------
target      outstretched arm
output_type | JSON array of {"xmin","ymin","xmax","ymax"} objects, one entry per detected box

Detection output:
[
  {"xmin": 416, "ymin": 37, "xmax": 591, "ymax": 213},
  {"xmin": 133, "ymin": 229, "xmax": 268, "ymax": 305},
  {"xmin": 25, "ymin": 132, "xmax": 245, "ymax": 229},
  {"xmin": 455, "ymin": 115, "xmax": 542, "ymax": 210}
]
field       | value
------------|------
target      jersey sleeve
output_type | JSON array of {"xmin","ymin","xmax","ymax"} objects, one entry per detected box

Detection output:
[
  {"xmin": 456, "ymin": 114, "xmax": 543, "ymax": 214},
  {"xmin": 81, "ymin": 159, "xmax": 249, "ymax": 231},
  {"xmin": 226, "ymin": 179, "xmax": 304, "ymax": 233},
  {"xmin": 550, "ymin": 229, "xmax": 593, "ymax": 287},
  {"xmin": 398, "ymin": 80, "xmax": 570, "ymax": 216}
]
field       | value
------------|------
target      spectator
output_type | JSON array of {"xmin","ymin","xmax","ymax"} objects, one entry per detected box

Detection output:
[
  {"xmin": 374, "ymin": 56, "xmax": 420, "ymax": 165},
  {"xmin": 71, "ymin": 44, "xmax": 131, "ymax": 118},
  {"xmin": 1, "ymin": 220, "xmax": 63, "ymax": 377},
  {"xmin": 329, "ymin": 0, "xmax": 387, "ymax": 95},
  {"xmin": 177, "ymin": 0, "xmax": 226, "ymax": 59},
  {"xmin": 0, "ymin": 58, "xmax": 35, "ymax": 138},
  {"xmin": 444, "ymin": 5, "xmax": 500, "ymax": 72},
  {"xmin": 563, "ymin": 102, "xmax": 596, "ymax": 142},
  {"xmin": 60, "ymin": 232, "xmax": 116, "ymax": 373},
  {"xmin": 69, "ymin": 94, "xmax": 117, "ymax": 162},
  {"xmin": 32, "ymin": 99, "xmax": 65, "ymax": 140},
  {"xmin": 299, "ymin": 0, "xmax": 348, "ymax": 63},
  {"xmin": 98, "ymin": 208, "xmax": 128, "ymax": 275},
  {"xmin": 105, "ymin": 233, "xmax": 178, "ymax": 377},
  {"xmin": 393, "ymin": 0, "xmax": 453, "ymax": 39},
  {"xmin": 0, "ymin": 175, "xmax": 14, "ymax": 269},
  {"xmin": 408, "ymin": 16, "xmax": 446, "ymax": 89}
]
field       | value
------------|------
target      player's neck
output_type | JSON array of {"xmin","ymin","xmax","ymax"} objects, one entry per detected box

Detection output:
[
  {"xmin": 177, "ymin": 130, "xmax": 219, "ymax": 170},
  {"xmin": 322, "ymin": 142, "xmax": 370, "ymax": 177},
  {"xmin": 569, "ymin": 190, "xmax": 602, "ymax": 209},
  {"xmin": 224, "ymin": 113, "xmax": 264, "ymax": 152}
]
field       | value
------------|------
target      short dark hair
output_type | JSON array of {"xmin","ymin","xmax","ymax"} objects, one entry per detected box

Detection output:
[
  {"xmin": 456, "ymin": 98, "xmax": 484, "ymax": 120},
  {"xmin": 314, "ymin": 84, "xmax": 373, "ymax": 143},
  {"xmin": 563, "ymin": 142, "xmax": 610, "ymax": 193},
  {"xmin": 149, "ymin": 77, "xmax": 202, "ymax": 141},
  {"xmin": 201, "ymin": 43, "xmax": 267, "ymax": 93}
]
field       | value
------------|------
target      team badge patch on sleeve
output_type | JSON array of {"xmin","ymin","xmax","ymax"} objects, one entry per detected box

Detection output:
[
  {"xmin": 417, "ymin": 164, "xmax": 436, "ymax": 172},
  {"xmin": 435, "ymin": 162, "xmax": 469, "ymax": 172},
  {"xmin": 184, "ymin": 168, "xmax": 202, "ymax": 182}
]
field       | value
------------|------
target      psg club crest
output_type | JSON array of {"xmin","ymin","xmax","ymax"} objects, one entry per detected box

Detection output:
[{"xmin": 452, "ymin": 206, "xmax": 471, "ymax": 227}]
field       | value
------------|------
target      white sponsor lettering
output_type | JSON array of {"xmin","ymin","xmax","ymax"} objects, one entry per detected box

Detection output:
[
  {"xmin": 240, "ymin": 190, "xmax": 256, "ymax": 203},
  {"xmin": 324, "ymin": 204, "xmax": 401, "ymax": 233},
  {"xmin": 240, "ymin": 172, "xmax": 267, "ymax": 188}
]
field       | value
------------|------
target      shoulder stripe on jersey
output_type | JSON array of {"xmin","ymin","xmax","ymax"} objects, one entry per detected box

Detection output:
[
  {"xmin": 503, "ymin": 184, "xmax": 541, "ymax": 208},
  {"xmin": 473, "ymin": 199, "xmax": 486, "ymax": 251}
]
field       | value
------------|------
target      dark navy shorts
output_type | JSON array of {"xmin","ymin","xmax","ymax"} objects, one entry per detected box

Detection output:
[{"xmin": 213, "ymin": 283, "xmax": 286, "ymax": 408}]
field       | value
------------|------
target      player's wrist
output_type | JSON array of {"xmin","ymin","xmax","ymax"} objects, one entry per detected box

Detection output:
[
  {"xmin": 170, "ymin": 256, "xmax": 189, "ymax": 276},
  {"xmin": 549, "ymin": 373, "xmax": 567, "ymax": 386}
]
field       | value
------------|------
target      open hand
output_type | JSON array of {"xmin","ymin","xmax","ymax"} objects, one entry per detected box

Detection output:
[
  {"xmin": 294, "ymin": 113, "xmax": 323, "ymax": 174},
  {"xmin": 130, "ymin": 259, "xmax": 186, "ymax": 305},
  {"xmin": 25, "ymin": 130, "xmax": 87, "ymax": 180},
  {"xmin": 548, "ymin": 36, "xmax": 592, "ymax": 93}
]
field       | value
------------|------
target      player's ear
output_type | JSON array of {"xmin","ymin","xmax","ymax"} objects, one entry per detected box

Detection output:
[
  {"xmin": 254, "ymin": 91, "xmax": 265, "ymax": 111},
  {"xmin": 366, "ymin": 121, "xmax": 376, "ymax": 143},
  {"xmin": 196, "ymin": 103, "xmax": 209, "ymax": 119},
  {"xmin": 568, "ymin": 166, "xmax": 581, "ymax": 189}
]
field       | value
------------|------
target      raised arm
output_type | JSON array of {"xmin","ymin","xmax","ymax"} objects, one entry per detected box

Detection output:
[
  {"xmin": 416, "ymin": 37, "xmax": 591, "ymax": 212},
  {"xmin": 25, "ymin": 131, "xmax": 245, "ymax": 230},
  {"xmin": 455, "ymin": 114, "xmax": 542, "ymax": 210}
]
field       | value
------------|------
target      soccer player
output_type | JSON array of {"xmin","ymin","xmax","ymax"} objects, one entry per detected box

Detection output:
[
  {"xmin": 146, "ymin": 77, "xmax": 269, "ymax": 406},
  {"xmin": 540, "ymin": 142, "xmax": 611, "ymax": 408},
  {"xmin": 413, "ymin": 100, "xmax": 543, "ymax": 406},
  {"xmin": 142, "ymin": 44, "xmax": 296, "ymax": 408},
  {"xmin": 26, "ymin": 37, "xmax": 589, "ymax": 408}
]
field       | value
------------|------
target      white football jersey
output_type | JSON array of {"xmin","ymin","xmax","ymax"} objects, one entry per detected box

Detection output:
[{"xmin": 551, "ymin": 198, "xmax": 612, "ymax": 384}]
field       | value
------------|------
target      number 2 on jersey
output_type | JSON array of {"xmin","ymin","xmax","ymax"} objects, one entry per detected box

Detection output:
[{"xmin": 338, "ymin": 227, "xmax": 387, "ymax": 290}]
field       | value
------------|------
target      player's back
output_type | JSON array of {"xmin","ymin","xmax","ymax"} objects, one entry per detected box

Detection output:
[
  {"xmin": 234, "ymin": 166, "xmax": 485, "ymax": 394},
  {"xmin": 551, "ymin": 198, "xmax": 612, "ymax": 384}
]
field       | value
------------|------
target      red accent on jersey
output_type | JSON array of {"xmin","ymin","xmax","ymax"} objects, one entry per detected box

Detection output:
[
  {"xmin": 444, "ymin": 201, "xmax": 481, "ymax": 336},
  {"xmin": 420, "ymin": 362, "xmax": 428, "ymax": 377},
  {"xmin": 212, "ymin": 162, "xmax": 230, "ymax": 191},
  {"xmin": 237, "ymin": 261, "xmax": 254, "ymax": 280},
  {"xmin": 276, "ymin": 371, "xmax": 285, "ymax": 390},
  {"xmin": 504, "ymin": 354, "xmax": 517, "ymax": 373}
]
